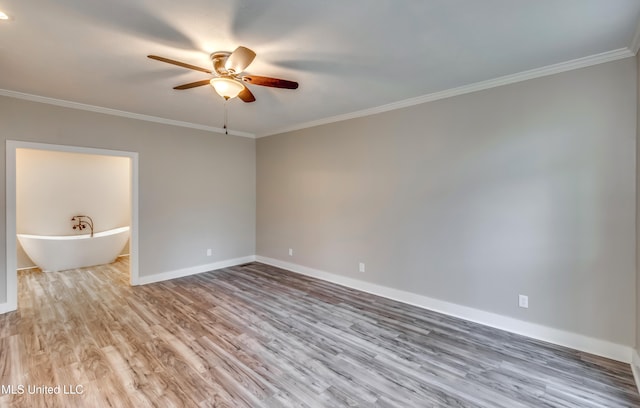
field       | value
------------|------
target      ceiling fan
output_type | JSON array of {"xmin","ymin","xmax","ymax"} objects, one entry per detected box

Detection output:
[{"xmin": 148, "ymin": 46, "xmax": 298, "ymax": 103}]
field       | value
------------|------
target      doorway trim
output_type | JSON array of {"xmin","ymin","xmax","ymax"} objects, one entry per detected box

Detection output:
[{"xmin": 5, "ymin": 140, "xmax": 139, "ymax": 312}]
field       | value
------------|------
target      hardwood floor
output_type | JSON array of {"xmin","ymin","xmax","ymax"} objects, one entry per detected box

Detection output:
[{"xmin": 1, "ymin": 259, "xmax": 638, "ymax": 407}]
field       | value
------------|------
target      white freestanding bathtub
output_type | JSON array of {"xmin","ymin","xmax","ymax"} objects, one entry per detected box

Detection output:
[{"xmin": 17, "ymin": 226, "xmax": 130, "ymax": 272}]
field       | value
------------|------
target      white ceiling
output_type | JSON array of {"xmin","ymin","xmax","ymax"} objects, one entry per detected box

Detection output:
[{"xmin": 0, "ymin": 1, "xmax": 639, "ymax": 137}]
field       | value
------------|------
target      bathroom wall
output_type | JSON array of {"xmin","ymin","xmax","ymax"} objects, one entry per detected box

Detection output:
[{"xmin": 16, "ymin": 149, "xmax": 131, "ymax": 268}]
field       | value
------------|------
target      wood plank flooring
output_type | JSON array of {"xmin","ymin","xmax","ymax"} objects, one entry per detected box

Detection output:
[{"xmin": 1, "ymin": 259, "xmax": 639, "ymax": 407}]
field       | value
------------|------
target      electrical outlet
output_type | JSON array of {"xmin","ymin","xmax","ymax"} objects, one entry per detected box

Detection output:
[
  {"xmin": 518, "ymin": 294, "xmax": 529, "ymax": 309},
  {"xmin": 359, "ymin": 262, "xmax": 365, "ymax": 273},
  {"xmin": 206, "ymin": 248, "xmax": 212, "ymax": 257},
  {"xmin": 288, "ymin": 248, "xmax": 293, "ymax": 256}
]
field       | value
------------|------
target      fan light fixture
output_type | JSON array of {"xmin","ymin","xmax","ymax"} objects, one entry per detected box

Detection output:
[{"xmin": 210, "ymin": 77, "xmax": 244, "ymax": 100}]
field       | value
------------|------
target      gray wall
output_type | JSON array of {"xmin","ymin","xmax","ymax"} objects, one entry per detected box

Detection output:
[
  {"xmin": 257, "ymin": 58, "xmax": 637, "ymax": 346},
  {"xmin": 637, "ymin": 50, "xmax": 640, "ymax": 352},
  {"xmin": 0, "ymin": 96, "xmax": 256, "ymax": 303}
]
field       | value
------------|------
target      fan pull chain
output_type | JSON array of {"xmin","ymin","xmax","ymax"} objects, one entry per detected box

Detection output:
[{"xmin": 223, "ymin": 100, "xmax": 229, "ymax": 135}]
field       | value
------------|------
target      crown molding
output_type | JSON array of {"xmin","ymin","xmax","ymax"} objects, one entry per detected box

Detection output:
[
  {"xmin": 631, "ymin": 17, "xmax": 640, "ymax": 54},
  {"xmin": 1, "ymin": 45, "xmax": 634, "ymax": 140},
  {"xmin": 0, "ymin": 89, "xmax": 255, "ymax": 138},
  {"xmin": 258, "ymin": 47, "xmax": 634, "ymax": 138}
]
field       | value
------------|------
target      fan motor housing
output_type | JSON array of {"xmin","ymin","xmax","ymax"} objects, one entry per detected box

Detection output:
[{"xmin": 210, "ymin": 51, "xmax": 232, "ymax": 76}]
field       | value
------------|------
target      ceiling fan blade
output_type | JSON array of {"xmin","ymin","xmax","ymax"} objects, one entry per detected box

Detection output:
[
  {"xmin": 225, "ymin": 46, "xmax": 256, "ymax": 74},
  {"xmin": 173, "ymin": 79, "xmax": 212, "ymax": 90},
  {"xmin": 242, "ymin": 75, "xmax": 298, "ymax": 89},
  {"xmin": 148, "ymin": 55, "xmax": 212, "ymax": 74},
  {"xmin": 238, "ymin": 86, "xmax": 256, "ymax": 103}
]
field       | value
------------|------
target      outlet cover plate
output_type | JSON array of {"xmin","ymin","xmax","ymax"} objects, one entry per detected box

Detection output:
[{"xmin": 519, "ymin": 294, "xmax": 529, "ymax": 308}]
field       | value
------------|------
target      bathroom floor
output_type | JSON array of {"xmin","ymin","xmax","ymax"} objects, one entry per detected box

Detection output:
[{"xmin": 1, "ymin": 260, "xmax": 639, "ymax": 407}]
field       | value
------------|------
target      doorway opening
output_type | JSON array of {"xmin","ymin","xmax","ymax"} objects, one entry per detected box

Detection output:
[{"xmin": 5, "ymin": 141, "xmax": 139, "ymax": 312}]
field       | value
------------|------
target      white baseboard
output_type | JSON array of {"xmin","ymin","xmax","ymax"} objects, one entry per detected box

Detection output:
[
  {"xmin": 0, "ymin": 302, "xmax": 15, "ymax": 314},
  {"xmin": 5, "ymin": 252, "xmax": 636, "ymax": 366},
  {"xmin": 632, "ymin": 350, "xmax": 640, "ymax": 393},
  {"xmin": 256, "ymin": 256, "xmax": 632, "ymax": 363},
  {"xmin": 135, "ymin": 255, "xmax": 256, "ymax": 285}
]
